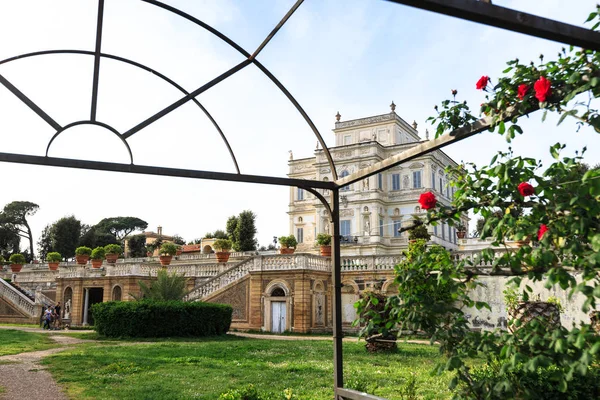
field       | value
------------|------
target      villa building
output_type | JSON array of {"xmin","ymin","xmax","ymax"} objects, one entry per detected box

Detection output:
[{"xmin": 288, "ymin": 105, "xmax": 467, "ymax": 254}]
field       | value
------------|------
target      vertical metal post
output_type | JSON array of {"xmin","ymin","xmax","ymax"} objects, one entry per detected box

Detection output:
[
  {"xmin": 331, "ymin": 187, "xmax": 343, "ymax": 393},
  {"xmin": 82, "ymin": 288, "xmax": 90, "ymax": 326}
]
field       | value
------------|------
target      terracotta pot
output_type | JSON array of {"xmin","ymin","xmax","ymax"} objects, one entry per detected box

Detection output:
[
  {"xmin": 215, "ymin": 251, "xmax": 230, "ymax": 263},
  {"xmin": 456, "ymin": 231, "xmax": 466, "ymax": 239},
  {"xmin": 105, "ymin": 253, "xmax": 119, "ymax": 264},
  {"xmin": 320, "ymin": 245, "xmax": 331, "ymax": 257},
  {"xmin": 91, "ymin": 259, "xmax": 103, "ymax": 268},
  {"xmin": 48, "ymin": 262, "xmax": 59, "ymax": 271},
  {"xmin": 159, "ymin": 255, "xmax": 173, "ymax": 266},
  {"xmin": 176, "ymin": 250, "xmax": 182, "ymax": 256},
  {"xmin": 507, "ymin": 301, "xmax": 561, "ymax": 333},
  {"xmin": 75, "ymin": 255, "xmax": 89, "ymax": 265},
  {"xmin": 10, "ymin": 264, "xmax": 22, "ymax": 273},
  {"xmin": 280, "ymin": 248, "xmax": 295, "ymax": 255},
  {"xmin": 146, "ymin": 251, "xmax": 152, "ymax": 257}
]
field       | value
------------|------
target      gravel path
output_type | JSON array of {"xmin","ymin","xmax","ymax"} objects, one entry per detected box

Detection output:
[{"xmin": 0, "ymin": 329, "xmax": 92, "ymax": 400}]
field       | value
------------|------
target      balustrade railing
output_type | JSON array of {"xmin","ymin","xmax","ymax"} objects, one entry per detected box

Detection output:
[{"xmin": 0, "ymin": 278, "xmax": 37, "ymax": 317}]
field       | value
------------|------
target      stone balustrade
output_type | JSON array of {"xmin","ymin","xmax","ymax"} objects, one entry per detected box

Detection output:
[{"xmin": 0, "ymin": 278, "xmax": 37, "ymax": 317}]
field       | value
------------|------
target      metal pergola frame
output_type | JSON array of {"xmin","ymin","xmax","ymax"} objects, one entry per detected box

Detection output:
[{"xmin": 0, "ymin": 1, "xmax": 599, "ymax": 398}]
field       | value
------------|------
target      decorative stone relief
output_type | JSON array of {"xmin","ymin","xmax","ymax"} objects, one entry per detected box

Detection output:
[
  {"xmin": 320, "ymin": 168, "xmax": 331, "ymax": 173},
  {"xmin": 334, "ymin": 151, "xmax": 354, "ymax": 160},
  {"xmin": 335, "ymin": 114, "xmax": 396, "ymax": 129},
  {"xmin": 340, "ymin": 209, "xmax": 354, "ymax": 217},
  {"xmin": 212, "ymin": 280, "xmax": 248, "ymax": 321}
]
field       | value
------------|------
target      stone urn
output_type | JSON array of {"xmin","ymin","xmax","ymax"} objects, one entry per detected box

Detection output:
[
  {"xmin": 91, "ymin": 259, "xmax": 103, "ymax": 269},
  {"xmin": 319, "ymin": 245, "xmax": 331, "ymax": 257},
  {"xmin": 48, "ymin": 262, "xmax": 59, "ymax": 271},
  {"xmin": 280, "ymin": 248, "xmax": 295, "ymax": 255},
  {"xmin": 456, "ymin": 230, "xmax": 466, "ymax": 239},
  {"xmin": 507, "ymin": 301, "xmax": 561, "ymax": 333},
  {"xmin": 10, "ymin": 264, "xmax": 22, "ymax": 273},
  {"xmin": 75, "ymin": 255, "xmax": 89, "ymax": 265},
  {"xmin": 159, "ymin": 255, "xmax": 172, "ymax": 266},
  {"xmin": 215, "ymin": 251, "xmax": 230, "ymax": 263}
]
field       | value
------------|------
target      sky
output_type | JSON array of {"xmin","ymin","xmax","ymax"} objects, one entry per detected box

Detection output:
[{"xmin": 0, "ymin": 0, "xmax": 598, "ymax": 255}]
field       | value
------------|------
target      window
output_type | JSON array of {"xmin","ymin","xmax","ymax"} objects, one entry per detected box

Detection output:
[
  {"xmin": 378, "ymin": 173, "xmax": 383, "ymax": 190},
  {"xmin": 297, "ymin": 188, "xmax": 304, "ymax": 201},
  {"xmin": 379, "ymin": 219, "xmax": 384, "ymax": 236},
  {"xmin": 432, "ymin": 171, "xmax": 436, "ymax": 189},
  {"xmin": 442, "ymin": 223, "xmax": 446, "ymax": 240},
  {"xmin": 439, "ymin": 177, "xmax": 443, "ymax": 193},
  {"xmin": 448, "ymin": 224, "xmax": 452, "ymax": 241},
  {"xmin": 340, "ymin": 170, "xmax": 350, "ymax": 191},
  {"xmin": 446, "ymin": 184, "xmax": 450, "ymax": 198},
  {"xmin": 392, "ymin": 174, "xmax": 400, "ymax": 191},
  {"xmin": 340, "ymin": 220, "xmax": 351, "ymax": 239},
  {"xmin": 453, "ymin": 228, "xmax": 457, "ymax": 244},
  {"xmin": 297, "ymin": 227, "xmax": 304, "ymax": 243},
  {"xmin": 434, "ymin": 225, "xmax": 438, "ymax": 236},
  {"xmin": 393, "ymin": 220, "xmax": 401, "ymax": 237},
  {"xmin": 343, "ymin": 135, "xmax": 352, "ymax": 145},
  {"xmin": 413, "ymin": 171, "xmax": 422, "ymax": 189}
]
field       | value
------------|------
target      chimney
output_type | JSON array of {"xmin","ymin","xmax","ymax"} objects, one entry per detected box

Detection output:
[{"xmin": 157, "ymin": 226, "xmax": 162, "ymax": 236}]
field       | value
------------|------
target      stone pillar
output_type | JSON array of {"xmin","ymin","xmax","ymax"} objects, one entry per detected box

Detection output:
[{"xmin": 82, "ymin": 288, "xmax": 89, "ymax": 326}]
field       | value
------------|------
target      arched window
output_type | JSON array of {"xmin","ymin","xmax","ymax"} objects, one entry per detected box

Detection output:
[
  {"xmin": 340, "ymin": 170, "xmax": 350, "ymax": 191},
  {"xmin": 271, "ymin": 287, "xmax": 285, "ymax": 297}
]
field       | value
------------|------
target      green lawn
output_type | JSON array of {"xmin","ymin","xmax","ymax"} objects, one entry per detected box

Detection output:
[
  {"xmin": 42, "ymin": 335, "xmax": 451, "ymax": 399},
  {"xmin": 0, "ymin": 329, "xmax": 58, "ymax": 356}
]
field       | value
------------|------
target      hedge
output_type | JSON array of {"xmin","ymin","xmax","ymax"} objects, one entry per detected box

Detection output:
[{"xmin": 91, "ymin": 300, "xmax": 233, "ymax": 338}]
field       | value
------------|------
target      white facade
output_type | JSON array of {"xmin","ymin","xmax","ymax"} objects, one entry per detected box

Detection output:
[{"xmin": 288, "ymin": 108, "xmax": 467, "ymax": 255}]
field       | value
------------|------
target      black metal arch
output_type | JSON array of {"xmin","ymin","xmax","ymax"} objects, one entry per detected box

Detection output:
[
  {"xmin": 0, "ymin": 49, "xmax": 241, "ymax": 173},
  {"xmin": 142, "ymin": 0, "xmax": 339, "ymax": 180},
  {"xmin": 45, "ymin": 120, "xmax": 134, "ymax": 164}
]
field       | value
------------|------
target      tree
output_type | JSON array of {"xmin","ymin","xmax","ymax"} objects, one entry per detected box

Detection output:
[
  {"xmin": 51, "ymin": 216, "xmax": 82, "ymax": 259},
  {"xmin": 213, "ymin": 230, "xmax": 228, "ymax": 240},
  {"xmin": 79, "ymin": 225, "xmax": 119, "ymax": 249},
  {"xmin": 135, "ymin": 269, "xmax": 188, "ymax": 301},
  {"xmin": 37, "ymin": 224, "xmax": 54, "ymax": 261},
  {"xmin": 226, "ymin": 215, "xmax": 238, "ymax": 244},
  {"xmin": 95, "ymin": 217, "xmax": 148, "ymax": 242},
  {"xmin": 0, "ymin": 225, "xmax": 20, "ymax": 260},
  {"xmin": 234, "ymin": 210, "xmax": 257, "ymax": 251},
  {"xmin": 172, "ymin": 235, "xmax": 185, "ymax": 245},
  {"xmin": 0, "ymin": 201, "xmax": 39, "ymax": 260},
  {"xmin": 127, "ymin": 234, "xmax": 147, "ymax": 257}
]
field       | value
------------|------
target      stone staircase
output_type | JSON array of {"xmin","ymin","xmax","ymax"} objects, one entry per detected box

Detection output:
[
  {"xmin": 184, "ymin": 253, "xmax": 330, "ymax": 302},
  {"xmin": 0, "ymin": 278, "xmax": 40, "ymax": 321}
]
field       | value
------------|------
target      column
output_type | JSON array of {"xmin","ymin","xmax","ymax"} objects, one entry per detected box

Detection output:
[{"xmin": 82, "ymin": 288, "xmax": 89, "ymax": 326}]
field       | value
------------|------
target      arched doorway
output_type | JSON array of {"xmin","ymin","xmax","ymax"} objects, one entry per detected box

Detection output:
[
  {"xmin": 112, "ymin": 285, "xmax": 122, "ymax": 301},
  {"xmin": 270, "ymin": 287, "xmax": 286, "ymax": 333},
  {"xmin": 263, "ymin": 281, "xmax": 292, "ymax": 333}
]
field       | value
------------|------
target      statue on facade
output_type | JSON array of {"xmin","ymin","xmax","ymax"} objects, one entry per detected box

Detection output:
[
  {"xmin": 403, "ymin": 175, "xmax": 410, "ymax": 188},
  {"xmin": 288, "ymin": 150, "xmax": 293, "ymax": 160},
  {"xmin": 63, "ymin": 299, "xmax": 71, "ymax": 320},
  {"xmin": 362, "ymin": 178, "xmax": 369, "ymax": 191},
  {"xmin": 364, "ymin": 219, "xmax": 370, "ymax": 235}
]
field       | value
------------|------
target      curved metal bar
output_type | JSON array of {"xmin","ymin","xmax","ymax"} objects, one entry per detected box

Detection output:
[
  {"xmin": 0, "ymin": 49, "xmax": 241, "ymax": 173},
  {"xmin": 304, "ymin": 187, "xmax": 332, "ymax": 219},
  {"xmin": 143, "ymin": 0, "xmax": 338, "ymax": 180},
  {"xmin": 45, "ymin": 120, "xmax": 134, "ymax": 165}
]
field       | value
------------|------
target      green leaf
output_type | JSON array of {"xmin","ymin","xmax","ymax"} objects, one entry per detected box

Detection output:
[
  {"xmin": 550, "ymin": 146, "xmax": 560, "ymax": 160},
  {"xmin": 498, "ymin": 121, "xmax": 506, "ymax": 135},
  {"xmin": 371, "ymin": 297, "xmax": 379, "ymax": 306}
]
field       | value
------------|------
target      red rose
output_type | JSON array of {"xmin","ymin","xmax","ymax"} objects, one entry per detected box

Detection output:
[
  {"xmin": 517, "ymin": 182, "xmax": 535, "ymax": 196},
  {"xmin": 538, "ymin": 224, "xmax": 548, "ymax": 241},
  {"xmin": 476, "ymin": 76, "xmax": 489, "ymax": 90},
  {"xmin": 533, "ymin": 76, "xmax": 551, "ymax": 102},
  {"xmin": 418, "ymin": 192, "xmax": 437, "ymax": 210},
  {"xmin": 517, "ymin": 84, "xmax": 529, "ymax": 100}
]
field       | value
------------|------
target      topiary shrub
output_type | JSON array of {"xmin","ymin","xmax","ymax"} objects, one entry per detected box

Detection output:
[
  {"xmin": 91, "ymin": 247, "xmax": 106, "ymax": 260},
  {"xmin": 160, "ymin": 242, "xmax": 177, "ymax": 256},
  {"xmin": 75, "ymin": 246, "xmax": 92, "ymax": 256},
  {"xmin": 9, "ymin": 253, "xmax": 26, "ymax": 264},
  {"xmin": 104, "ymin": 244, "xmax": 122, "ymax": 255},
  {"xmin": 91, "ymin": 300, "xmax": 232, "ymax": 338},
  {"xmin": 278, "ymin": 235, "xmax": 298, "ymax": 249},
  {"xmin": 46, "ymin": 252, "xmax": 62, "ymax": 263},
  {"xmin": 213, "ymin": 239, "xmax": 232, "ymax": 252}
]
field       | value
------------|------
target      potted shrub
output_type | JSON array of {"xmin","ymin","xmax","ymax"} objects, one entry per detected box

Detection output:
[
  {"xmin": 145, "ymin": 244, "xmax": 155, "ymax": 257},
  {"xmin": 456, "ymin": 222, "xmax": 467, "ymax": 239},
  {"xmin": 213, "ymin": 239, "xmax": 232, "ymax": 263},
  {"xmin": 279, "ymin": 235, "xmax": 297, "ymax": 254},
  {"xmin": 9, "ymin": 253, "xmax": 25, "ymax": 273},
  {"xmin": 46, "ymin": 252, "xmax": 62, "ymax": 271},
  {"xmin": 176, "ymin": 245, "xmax": 183, "ymax": 256},
  {"xmin": 408, "ymin": 223, "xmax": 431, "ymax": 243},
  {"xmin": 104, "ymin": 244, "xmax": 122, "ymax": 264},
  {"xmin": 75, "ymin": 246, "xmax": 92, "ymax": 265},
  {"xmin": 316, "ymin": 233, "xmax": 332, "ymax": 257},
  {"xmin": 159, "ymin": 242, "xmax": 177, "ymax": 266},
  {"xmin": 90, "ymin": 247, "xmax": 106, "ymax": 269}
]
